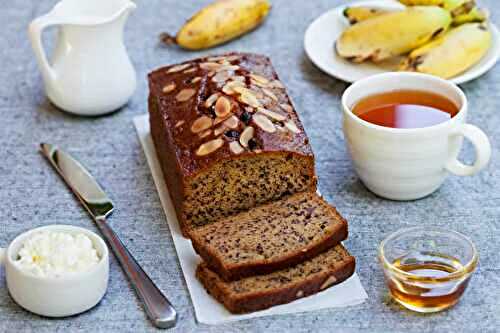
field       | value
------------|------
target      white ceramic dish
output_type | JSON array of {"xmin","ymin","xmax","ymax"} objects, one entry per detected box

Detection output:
[
  {"xmin": 133, "ymin": 114, "xmax": 368, "ymax": 325},
  {"xmin": 304, "ymin": 0, "xmax": 500, "ymax": 84},
  {"xmin": 0, "ymin": 225, "xmax": 109, "ymax": 317}
]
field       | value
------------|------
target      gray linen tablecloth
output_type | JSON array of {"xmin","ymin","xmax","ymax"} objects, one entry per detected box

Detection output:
[{"xmin": 1, "ymin": 0, "xmax": 498, "ymax": 332}]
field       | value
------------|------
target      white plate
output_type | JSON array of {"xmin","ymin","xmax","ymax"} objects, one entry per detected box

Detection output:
[
  {"xmin": 133, "ymin": 114, "xmax": 368, "ymax": 325},
  {"xmin": 304, "ymin": 0, "xmax": 500, "ymax": 84}
]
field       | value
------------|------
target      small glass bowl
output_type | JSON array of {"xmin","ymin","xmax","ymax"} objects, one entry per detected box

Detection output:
[{"xmin": 379, "ymin": 226, "xmax": 478, "ymax": 313}]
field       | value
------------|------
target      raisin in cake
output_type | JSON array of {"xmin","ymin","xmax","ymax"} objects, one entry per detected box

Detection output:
[
  {"xmin": 196, "ymin": 244, "xmax": 355, "ymax": 313},
  {"xmin": 189, "ymin": 192, "xmax": 348, "ymax": 281},
  {"xmin": 148, "ymin": 53, "xmax": 316, "ymax": 235}
]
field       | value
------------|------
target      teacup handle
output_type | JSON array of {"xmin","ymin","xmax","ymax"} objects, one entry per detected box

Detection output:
[
  {"xmin": 28, "ymin": 15, "xmax": 57, "ymax": 83},
  {"xmin": 445, "ymin": 124, "xmax": 491, "ymax": 176}
]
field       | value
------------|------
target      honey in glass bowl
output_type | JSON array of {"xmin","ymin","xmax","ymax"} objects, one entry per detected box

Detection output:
[{"xmin": 379, "ymin": 227, "xmax": 478, "ymax": 313}]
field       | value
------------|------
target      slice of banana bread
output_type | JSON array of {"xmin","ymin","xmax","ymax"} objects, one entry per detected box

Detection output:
[
  {"xmin": 189, "ymin": 192, "xmax": 348, "ymax": 281},
  {"xmin": 148, "ymin": 53, "xmax": 316, "ymax": 236},
  {"xmin": 196, "ymin": 244, "xmax": 355, "ymax": 313}
]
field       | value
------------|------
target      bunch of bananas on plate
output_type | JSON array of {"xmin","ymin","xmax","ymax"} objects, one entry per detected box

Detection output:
[{"xmin": 336, "ymin": 0, "xmax": 492, "ymax": 79}]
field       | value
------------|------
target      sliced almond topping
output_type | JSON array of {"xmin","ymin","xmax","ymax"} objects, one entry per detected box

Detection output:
[
  {"xmin": 191, "ymin": 76, "xmax": 202, "ymax": 83},
  {"xmin": 208, "ymin": 71, "xmax": 216, "ymax": 77},
  {"xmin": 191, "ymin": 115, "xmax": 213, "ymax": 133},
  {"xmin": 167, "ymin": 64, "xmax": 190, "ymax": 73},
  {"xmin": 215, "ymin": 96, "xmax": 232, "ymax": 118},
  {"xmin": 232, "ymin": 75, "xmax": 245, "ymax": 82},
  {"xmin": 250, "ymin": 74, "xmax": 269, "ymax": 84},
  {"xmin": 253, "ymin": 114, "xmax": 276, "ymax": 133},
  {"xmin": 233, "ymin": 86, "xmax": 252, "ymax": 95},
  {"xmin": 225, "ymin": 55, "xmax": 240, "ymax": 62},
  {"xmin": 239, "ymin": 126, "xmax": 254, "ymax": 148},
  {"xmin": 222, "ymin": 81, "xmax": 245, "ymax": 95},
  {"xmin": 270, "ymin": 80, "xmax": 285, "ymax": 89},
  {"xmin": 199, "ymin": 129, "xmax": 212, "ymax": 139},
  {"xmin": 320, "ymin": 275, "xmax": 337, "ymax": 290},
  {"xmin": 206, "ymin": 56, "xmax": 226, "ymax": 62},
  {"xmin": 223, "ymin": 115, "xmax": 239, "ymax": 129},
  {"xmin": 262, "ymin": 88, "xmax": 278, "ymax": 101},
  {"xmin": 175, "ymin": 88, "xmax": 196, "ymax": 102},
  {"xmin": 229, "ymin": 141, "xmax": 244, "ymax": 154},
  {"xmin": 175, "ymin": 120, "xmax": 185, "ymax": 128},
  {"xmin": 214, "ymin": 112, "xmax": 232, "ymax": 125},
  {"xmin": 162, "ymin": 83, "xmax": 176, "ymax": 93},
  {"xmin": 285, "ymin": 120, "xmax": 301, "ymax": 133},
  {"xmin": 245, "ymin": 106, "xmax": 255, "ymax": 113},
  {"xmin": 296, "ymin": 290, "xmax": 304, "ymax": 298},
  {"xmin": 257, "ymin": 108, "xmax": 286, "ymax": 121},
  {"xmin": 212, "ymin": 71, "xmax": 230, "ymax": 83},
  {"xmin": 183, "ymin": 67, "xmax": 197, "ymax": 74},
  {"xmin": 251, "ymin": 79, "xmax": 267, "ymax": 88},
  {"xmin": 200, "ymin": 62, "xmax": 221, "ymax": 70},
  {"xmin": 196, "ymin": 138, "xmax": 224, "ymax": 156},
  {"xmin": 213, "ymin": 125, "xmax": 226, "ymax": 136},
  {"xmin": 280, "ymin": 103, "xmax": 293, "ymax": 113},
  {"xmin": 204, "ymin": 93, "xmax": 220, "ymax": 108},
  {"xmin": 216, "ymin": 65, "xmax": 239, "ymax": 72},
  {"xmin": 239, "ymin": 91, "xmax": 261, "ymax": 108}
]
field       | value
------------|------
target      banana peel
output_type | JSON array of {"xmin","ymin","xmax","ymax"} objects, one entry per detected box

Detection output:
[
  {"xmin": 399, "ymin": 23, "xmax": 491, "ymax": 78},
  {"xmin": 161, "ymin": 0, "xmax": 271, "ymax": 50},
  {"xmin": 399, "ymin": 0, "xmax": 473, "ymax": 11},
  {"xmin": 336, "ymin": 6, "xmax": 452, "ymax": 62},
  {"xmin": 453, "ymin": 7, "xmax": 488, "ymax": 25},
  {"xmin": 343, "ymin": 7, "xmax": 389, "ymax": 24}
]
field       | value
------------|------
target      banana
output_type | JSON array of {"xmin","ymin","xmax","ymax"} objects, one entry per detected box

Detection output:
[
  {"xmin": 452, "ymin": 7, "xmax": 488, "ymax": 25},
  {"xmin": 398, "ymin": 0, "xmax": 472, "ymax": 11},
  {"xmin": 399, "ymin": 23, "xmax": 491, "ymax": 78},
  {"xmin": 336, "ymin": 6, "xmax": 452, "ymax": 63},
  {"xmin": 343, "ymin": 7, "xmax": 389, "ymax": 24},
  {"xmin": 161, "ymin": 0, "xmax": 271, "ymax": 50}
]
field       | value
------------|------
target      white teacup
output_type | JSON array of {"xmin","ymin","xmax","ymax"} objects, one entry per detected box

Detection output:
[
  {"xmin": 342, "ymin": 72, "xmax": 491, "ymax": 201},
  {"xmin": 0, "ymin": 225, "xmax": 109, "ymax": 317}
]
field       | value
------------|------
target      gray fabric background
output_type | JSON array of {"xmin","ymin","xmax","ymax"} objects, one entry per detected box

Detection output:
[{"xmin": 1, "ymin": 0, "xmax": 498, "ymax": 332}]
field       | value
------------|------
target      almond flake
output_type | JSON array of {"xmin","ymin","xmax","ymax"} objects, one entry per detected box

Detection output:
[
  {"xmin": 191, "ymin": 77, "xmax": 202, "ymax": 83},
  {"xmin": 207, "ymin": 56, "xmax": 226, "ymax": 62},
  {"xmin": 253, "ymin": 114, "xmax": 276, "ymax": 133},
  {"xmin": 229, "ymin": 141, "xmax": 244, "ymax": 154},
  {"xmin": 214, "ymin": 113, "xmax": 232, "ymax": 125},
  {"xmin": 280, "ymin": 103, "xmax": 293, "ymax": 113},
  {"xmin": 257, "ymin": 108, "xmax": 286, "ymax": 121},
  {"xmin": 245, "ymin": 106, "xmax": 255, "ymax": 113},
  {"xmin": 223, "ymin": 115, "xmax": 239, "ymax": 129},
  {"xmin": 239, "ymin": 91, "xmax": 261, "ymax": 108},
  {"xmin": 215, "ymin": 96, "xmax": 232, "ymax": 118},
  {"xmin": 204, "ymin": 93, "xmax": 220, "ymax": 108},
  {"xmin": 270, "ymin": 80, "xmax": 285, "ymax": 89},
  {"xmin": 167, "ymin": 64, "xmax": 191, "ymax": 73},
  {"xmin": 251, "ymin": 79, "xmax": 268, "ymax": 88},
  {"xmin": 225, "ymin": 55, "xmax": 240, "ymax": 62},
  {"xmin": 285, "ymin": 120, "xmax": 301, "ymax": 133},
  {"xmin": 183, "ymin": 67, "xmax": 197, "ymax": 74},
  {"xmin": 222, "ymin": 81, "xmax": 245, "ymax": 95},
  {"xmin": 320, "ymin": 275, "xmax": 337, "ymax": 290},
  {"xmin": 250, "ymin": 74, "xmax": 269, "ymax": 84},
  {"xmin": 196, "ymin": 138, "xmax": 224, "ymax": 156},
  {"xmin": 239, "ymin": 126, "xmax": 254, "ymax": 148},
  {"xmin": 214, "ymin": 125, "xmax": 226, "ymax": 136},
  {"xmin": 162, "ymin": 83, "xmax": 176, "ymax": 93},
  {"xmin": 212, "ymin": 71, "xmax": 230, "ymax": 83},
  {"xmin": 199, "ymin": 129, "xmax": 212, "ymax": 138},
  {"xmin": 232, "ymin": 76, "xmax": 245, "ymax": 82},
  {"xmin": 296, "ymin": 290, "xmax": 304, "ymax": 298},
  {"xmin": 191, "ymin": 115, "xmax": 213, "ymax": 133},
  {"xmin": 208, "ymin": 71, "xmax": 216, "ymax": 77},
  {"xmin": 176, "ymin": 88, "xmax": 196, "ymax": 102},
  {"xmin": 200, "ymin": 62, "xmax": 221, "ymax": 70},
  {"xmin": 262, "ymin": 88, "xmax": 278, "ymax": 101},
  {"xmin": 216, "ymin": 65, "xmax": 239, "ymax": 72},
  {"xmin": 175, "ymin": 120, "xmax": 185, "ymax": 128}
]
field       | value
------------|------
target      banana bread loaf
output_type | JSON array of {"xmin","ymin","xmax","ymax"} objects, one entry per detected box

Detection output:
[
  {"xmin": 148, "ymin": 53, "xmax": 316, "ymax": 235},
  {"xmin": 196, "ymin": 244, "xmax": 355, "ymax": 313},
  {"xmin": 189, "ymin": 192, "xmax": 348, "ymax": 281}
]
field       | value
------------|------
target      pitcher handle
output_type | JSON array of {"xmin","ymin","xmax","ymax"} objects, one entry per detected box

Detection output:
[
  {"xmin": 28, "ymin": 15, "xmax": 57, "ymax": 82},
  {"xmin": 445, "ymin": 124, "xmax": 491, "ymax": 176}
]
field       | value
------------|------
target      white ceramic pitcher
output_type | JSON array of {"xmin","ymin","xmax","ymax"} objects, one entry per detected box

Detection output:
[{"xmin": 29, "ymin": 0, "xmax": 137, "ymax": 116}]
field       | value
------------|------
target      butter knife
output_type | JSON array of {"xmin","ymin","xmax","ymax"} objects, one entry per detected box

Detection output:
[{"xmin": 40, "ymin": 143, "xmax": 177, "ymax": 329}]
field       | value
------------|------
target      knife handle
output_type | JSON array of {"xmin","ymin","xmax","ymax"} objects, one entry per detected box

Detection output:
[{"xmin": 95, "ymin": 218, "xmax": 177, "ymax": 329}]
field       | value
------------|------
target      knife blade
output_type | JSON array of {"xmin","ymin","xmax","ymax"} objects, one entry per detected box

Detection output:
[{"xmin": 40, "ymin": 143, "xmax": 177, "ymax": 329}]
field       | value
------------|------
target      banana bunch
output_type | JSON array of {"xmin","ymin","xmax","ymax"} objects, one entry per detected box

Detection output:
[
  {"xmin": 161, "ymin": 0, "xmax": 271, "ymax": 50},
  {"xmin": 338, "ymin": 0, "xmax": 491, "ymax": 78}
]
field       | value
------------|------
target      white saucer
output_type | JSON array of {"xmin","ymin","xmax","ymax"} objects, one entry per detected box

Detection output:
[{"xmin": 304, "ymin": 0, "xmax": 500, "ymax": 84}]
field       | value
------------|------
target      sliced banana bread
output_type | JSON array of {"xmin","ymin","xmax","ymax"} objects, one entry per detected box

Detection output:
[
  {"xmin": 189, "ymin": 192, "xmax": 348, "ymax": 281},
  {"xmin": 148, "ymin": 53, "xmax": 317, "ymax": 236},
  {"xmin": 196, "ymin": 244, "xmax": 355, "ymax": 313}
]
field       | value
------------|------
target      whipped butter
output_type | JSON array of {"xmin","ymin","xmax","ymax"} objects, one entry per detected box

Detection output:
[{"xmin": 15, "ymin": 231, "xmax": 100, "ymax": 278}]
